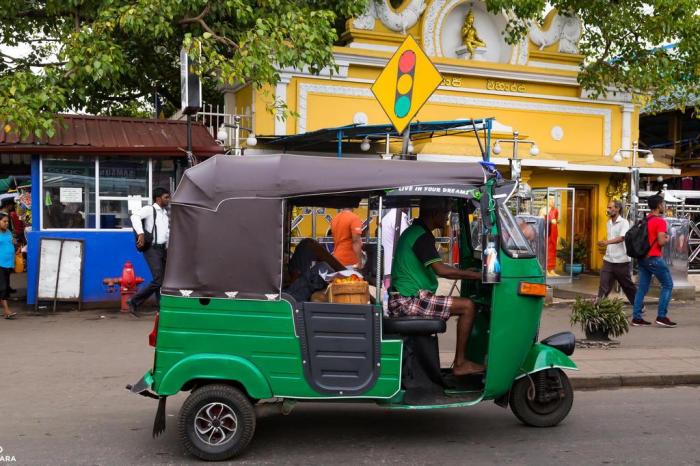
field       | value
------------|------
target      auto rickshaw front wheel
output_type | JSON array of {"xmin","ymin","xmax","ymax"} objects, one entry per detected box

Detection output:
[
  {"xmin": 178, "ymin": 384, "xmax": 256, "ymax": 461},
  {"xmin": 509, "ymin": 369, "xmax": 573, "ymax": 427}
]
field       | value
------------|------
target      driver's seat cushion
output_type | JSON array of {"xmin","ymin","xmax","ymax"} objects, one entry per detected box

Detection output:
[{"xmin": 383, "ymin": 316, "xmax": 447, "ymax": 336}]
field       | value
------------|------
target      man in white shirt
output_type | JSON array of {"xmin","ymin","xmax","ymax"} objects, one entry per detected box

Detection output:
[
  {"xmin": 597, "ymin": 199, "xmax": 637, "ymax": 304},
  {"xmin": 381, "ymin": 208, "xmax": 410, "ymax": 282},
  {"xmin": 128, "ymin": 187, "xmax": 171, "ymax": 317},
  {"xmin": 380, "ymin": 208, "xmax": 410, "ymax": 313}
]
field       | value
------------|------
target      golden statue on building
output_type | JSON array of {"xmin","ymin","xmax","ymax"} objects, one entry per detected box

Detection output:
[
  {"xmin": 606, "ymin": 174, "xmax": 629, "ymax": 200},
  {"xmin": 462, "ymin": 10, "xmax": 486, "ymax": 57}
]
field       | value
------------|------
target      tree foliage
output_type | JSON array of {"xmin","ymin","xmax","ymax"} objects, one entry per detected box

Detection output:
[
  {"xmin": 1, "ymin": 0, "xmax": 699, "ymax": 138},
  {"xmin": 488, "ymin": 0, "xmax": 700, "ymax": 110},
  {"xmin": 0, "ymin": 0, "xmax": 368, "ymax": 137}
]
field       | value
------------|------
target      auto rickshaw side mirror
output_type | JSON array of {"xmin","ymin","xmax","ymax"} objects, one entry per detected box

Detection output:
[{"xmin": 540, "ymin": 331, "xmax": 575, "ymax": 356}]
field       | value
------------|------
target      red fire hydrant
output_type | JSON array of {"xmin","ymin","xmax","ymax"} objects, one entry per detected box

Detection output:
[{"xmin": 103, "ymin": 261, "xmax": 145, "ymax": 312}]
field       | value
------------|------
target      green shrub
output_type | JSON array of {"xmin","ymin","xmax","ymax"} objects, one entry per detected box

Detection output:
[{"xmin": 570, "ymin": 297, "xmax": 629, "ymax": 338}]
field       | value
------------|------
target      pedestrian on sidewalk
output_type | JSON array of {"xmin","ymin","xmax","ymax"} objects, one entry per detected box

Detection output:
[
  {"xmin": 128, "ymin": 188, "xmax": 171, "ymax": 318},
  {"xmin": 632, "ymin": 194, "xmax": 676, "ymax": 327},
  {"xmin": 0, "ymin": 198, "xmax": 18, "ymax": 294},
  {"xmin": 0, "ymin": 213, "xmax": 16, "ymax": 319},
  {"xmin": 597, "ymin": 200, "xmax": 637, "ymax": 304}
]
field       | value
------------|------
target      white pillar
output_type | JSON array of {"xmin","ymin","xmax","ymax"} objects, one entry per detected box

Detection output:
[
  {"xmin": 621, "ymin": 104, "xmax": 634, "ymax": 152},
  {"xmin": 274, "ymin": 74, "xmax": 292, "ymax": 136}
]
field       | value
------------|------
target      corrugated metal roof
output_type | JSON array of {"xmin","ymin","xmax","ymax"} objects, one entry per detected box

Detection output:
[{"xmin": 0, "ymin": 114, "xmax": 223, "ymax": 157}]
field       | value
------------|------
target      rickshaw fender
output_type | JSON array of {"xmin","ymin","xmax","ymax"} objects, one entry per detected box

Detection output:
[
  {"xmin": 155, "ymin": 354, "xmax": 273, "ymax": 399},
  {"xmin": 515, "ymin": 343, "xmax": 578, "ymax": 379}
]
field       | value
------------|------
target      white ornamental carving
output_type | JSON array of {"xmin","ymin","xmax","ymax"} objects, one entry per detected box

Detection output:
[
  {"xmin": 352, "ymin": 1, "xmax": 377, "ymax": 30},
  {"xmin": 528, "ymin": 13, "xmax": 582, "ymax": 54},
  {"xmin": 353, "ymin": 0, "xmax": 427, "ymax": 34}
]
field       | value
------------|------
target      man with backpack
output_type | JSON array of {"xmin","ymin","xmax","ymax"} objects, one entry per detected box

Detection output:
[
  {"xmin": 628, "ymin": 194, "xmax": 676, "ymax": 327},
  {"xmin": 128, "ymin": 187, "xmax": 171, "ymax": 318}
]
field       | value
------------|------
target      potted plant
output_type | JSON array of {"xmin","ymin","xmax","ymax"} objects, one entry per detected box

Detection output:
[
  {"xmin": 557, "ymin": 235, "xmax": 588, "ymax": 275},
  {"xmin": 570, "ymin": 297, "xmax": 629, "ymax": 341}
]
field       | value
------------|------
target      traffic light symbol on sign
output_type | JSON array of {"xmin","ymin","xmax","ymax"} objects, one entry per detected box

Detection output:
[
  {"xmin": 370, "ymin": 35, "xmax": 442, "ymax": 134},
  {"xmin": 394, "ymin": 50, "xmax": 416, "ymax": 119}
]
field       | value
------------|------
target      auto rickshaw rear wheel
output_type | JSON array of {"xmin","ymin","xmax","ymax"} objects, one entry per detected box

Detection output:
[
  {"xmin": 178, "ymin": 384, "xmax": 256, "ymax": 461},
  {"xmin": 509, "ymin": 369, "xmax": 573, "ymax": 427}
]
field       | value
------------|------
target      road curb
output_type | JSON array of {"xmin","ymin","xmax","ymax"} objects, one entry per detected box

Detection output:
[{"xmin": 571, "ymin": 373, "xmax": 700, "ymax": 390}]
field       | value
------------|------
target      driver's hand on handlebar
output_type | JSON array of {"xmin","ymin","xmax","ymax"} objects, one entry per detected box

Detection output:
[{"xmin": 464, "ymin": 268, "xmax": 481, "ymax": 280}]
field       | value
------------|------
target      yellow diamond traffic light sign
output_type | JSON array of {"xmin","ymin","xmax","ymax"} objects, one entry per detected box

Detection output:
[{"xmin": 371, "ymin": 35, "xmax": 443, "ymax": 135}]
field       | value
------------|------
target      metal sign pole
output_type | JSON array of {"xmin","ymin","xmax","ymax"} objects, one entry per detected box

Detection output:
[{"xmin": 400, "ymin": 127, "xmax": 411, "ymax": 160}]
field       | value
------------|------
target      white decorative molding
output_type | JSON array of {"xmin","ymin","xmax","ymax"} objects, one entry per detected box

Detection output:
[
  {"xmin": 422, "ymin": 0, "xmax": 444, "ymax": 55},
  {"xmin": 278, "ymin": 62, "xmax": 349, "ymax": 79},
  {"xmin": 298, "ymin": 82, "xmax": 612, "ymax": 155},
  {"xmin": 423, "ymin": 0, "xmax": 515, "ymax": 63},
  {"xmin": 418, "ymin": 153, "xmax": 568, "ymax": 168},
  {"xmin": 528, "ymin": 14, "xmax": 582, "ymax": 54},
  {"xmin": 274, "ymin": 74, "xmax": 292, "ymax": 136},
  {"xmin": 352, "ymin": 0, "xmax": 426, "ymax": 34},
  {"xmin": 297, "ymin": 83, "xmax": 374, "ymax": 133},
  {"xmin": 377, "ymin": 0, "xmax": 426, "ymax": 33},
  {"xmin": 225, "ymin": 291, "xmax": 239, "ymax": 299},
  {"xmin": 528, "ymin": 61, "xmax": 580, "ymax": 72},
  {"xmin": 512, "ymin": 37, "xmax": 530, "ymax": 65},
  {"xmin": 347, "ymin": 42, "xmax": 398, "ymax": 53},
  {"xmin": 353, "ymin": 1, "xmax": 377, "ymax": 30},
  {"xmin": 580, "ymin": 88, "xmax": 633, "ymax": 103},
  {"xmin": 332, "ymin": 50, "xmax": 580, "ymax": 87},
  {"xmin": 179, "ymin": 290, "xmax": 193, "ymax": 297},
  {"xmin": 621, "ymin": 103, "xmax": 634, "ymax": 151},
  {"xmin": 433, "ymin": 0, "xmax": 465, "ymax": 57},
  {"xmin": 423, "ymin": 160, "xmax": 678, "ymax": 175},
  {"xmin": 551, "ymin": 126, "xmax": 564, "ymax": 141}
]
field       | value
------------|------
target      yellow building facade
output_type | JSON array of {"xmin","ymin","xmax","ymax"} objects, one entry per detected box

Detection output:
[{"xmin": 224, "ymin": 1, "xmax": 679, "ymax": 271}]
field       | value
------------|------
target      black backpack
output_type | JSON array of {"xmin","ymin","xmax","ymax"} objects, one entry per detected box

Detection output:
[
  {"xmin": 624, "ymin": 216, "xmax": 655, "ymax": 259},
  {"xmin": 133, "ymin": 206, "xmax": 157, "ymax": 252}
]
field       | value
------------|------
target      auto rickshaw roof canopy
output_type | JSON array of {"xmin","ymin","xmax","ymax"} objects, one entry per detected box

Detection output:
[
  {"xmin": 173, "ymin": 153, "xmax": 487, "ymax": 211},
  {"xmin": 163, "ymin": 153, "xmax": 489, "ymax": 299}
]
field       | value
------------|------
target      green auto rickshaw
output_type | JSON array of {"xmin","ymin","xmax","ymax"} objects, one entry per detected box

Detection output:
[{"xmin": 128, "ymin": 154, "xmax": 577, "ymax": 461}]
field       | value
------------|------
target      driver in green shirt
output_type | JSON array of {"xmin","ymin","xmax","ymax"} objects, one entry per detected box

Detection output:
[{"xmin": 389, "ymin": 197, "xmax": 484, "ymax": 376}]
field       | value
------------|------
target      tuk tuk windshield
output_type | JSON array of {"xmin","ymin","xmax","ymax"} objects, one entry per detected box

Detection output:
[{"xmin": 499, "ymin": 203, "xmax": 536, "ymax": 258}]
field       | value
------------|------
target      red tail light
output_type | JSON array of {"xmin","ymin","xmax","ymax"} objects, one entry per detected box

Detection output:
[{"xmin": 148, "ymin": 312, "xmax": 159, "ymax": 347}]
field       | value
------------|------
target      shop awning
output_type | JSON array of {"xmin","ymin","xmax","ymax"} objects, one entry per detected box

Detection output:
[
  {"xmin": 0, "ymin": 115, "xmax": 223, "ymax": 157},
  {"xmin": 261, "ymin": 118, "xmax": 494, "ymax": 155}
]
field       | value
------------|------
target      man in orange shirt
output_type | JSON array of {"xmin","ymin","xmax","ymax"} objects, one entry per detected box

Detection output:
[{"xmin": 331, "ymin": 208, "xmax": 364, "ymax": 268}]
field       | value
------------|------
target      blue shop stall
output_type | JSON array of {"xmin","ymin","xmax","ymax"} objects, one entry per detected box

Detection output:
[{"xmin": 0, "ymin": 115, "xmax": 221, "ymax": 305}]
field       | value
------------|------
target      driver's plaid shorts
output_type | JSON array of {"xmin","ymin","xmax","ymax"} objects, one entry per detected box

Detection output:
[{"xmin": 388, "ymin": 290, "xmax": 453, "ymax": 321}]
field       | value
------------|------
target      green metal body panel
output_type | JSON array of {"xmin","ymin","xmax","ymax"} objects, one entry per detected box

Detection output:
[
  {"xmin": 481, "ymin": 254, "xmax": 546, "ymax": 399},
  {"xmin": 157, "ymin": 353, "xmax": 273, "ymax": 398},
  {"xmin": 151, "ymin": 295, "xmax": 402, "ymax": 399},
  {"xmin": 516, "ymin": 343, "xmax": 578, "ymax": 378}
]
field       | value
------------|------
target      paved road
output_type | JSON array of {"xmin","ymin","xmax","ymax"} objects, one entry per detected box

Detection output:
[{"xmin": 2, "ymin": 312, "xmax": 700, "ymax": 465}]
